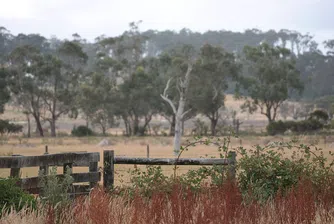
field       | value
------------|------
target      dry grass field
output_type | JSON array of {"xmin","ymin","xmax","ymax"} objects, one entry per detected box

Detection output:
[
  {"xmin": 0, "ymin": 94, "xmax": 331, "ymax": 186},
  {"xmin": 1, "ymin": 135, "xmax": 333, "ymax": 186},
  {"xmin": 1, "ymin": 94, "xmax": 289, "ymax": 135}
]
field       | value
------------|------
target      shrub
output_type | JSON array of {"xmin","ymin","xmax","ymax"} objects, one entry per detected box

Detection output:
[
  {"xmin": 266, "ymin": 120, "xmax": 288, "ymax": 135},
  {"xmin": 289, "ymin": 119, "xmax": 324, "ymax": 133},
  {"xmin": 39, "ymin": 166, "xmax": 74, "ymax": 206},
  {"xmin": 128, "ymin": 165, "xmax": 171, "ymax": 197},
  {"xmin": 123, "ymin": 135, "xmax": 333, "ymax": 205},
  {"xmin": 267, "ymin": 119, "xmax": 324, "ymax": 135},
  {"xmin": 192, "ymin": 119, "xmax": 209, "ymax": 136},
  {"xmin": 0, "ymin": 119, "xmax": 23, "ymax": 136},
  {"xmin": 237, "ymin": 140, "xmax": 334, "ymax": 202},
  {"xmin": 71, "ymin": 125, "xmax": 94, "ymax": 137},
  {"xmin": 309, "ymin": 109, "xmax": 329, "ymax": 123},
  {"xmin": 0, "ymin": 178, "xmax": 36, "ymax": 213}
]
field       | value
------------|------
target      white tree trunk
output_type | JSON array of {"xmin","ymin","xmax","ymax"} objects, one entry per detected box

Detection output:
[
  {"xmin": 174, "ymin": 97, "xmax": 185, "ymax": 155},
  {"xmin": 161, "ymin": 62, "xmax": 193, "ymax": 155}
]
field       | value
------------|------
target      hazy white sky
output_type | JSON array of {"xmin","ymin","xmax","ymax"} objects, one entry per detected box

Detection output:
[{"xmin": 0, "ymin": 0, "xmax": 333, "ymax": 43}]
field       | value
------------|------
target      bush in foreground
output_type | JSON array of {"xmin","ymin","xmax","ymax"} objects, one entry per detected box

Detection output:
[{"xmin": 0, "ymin": 178, "xmax": 36, "ymax": 214}]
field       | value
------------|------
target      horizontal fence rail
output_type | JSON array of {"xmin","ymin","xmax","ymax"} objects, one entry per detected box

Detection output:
[
  {"xmin": 114, "ymin": 157, "xmax": 231, "ymax": 165},
  {"xmin": 20, "ymin": 172, "xmax": 101, "ymax": 190},
  {"xmin": 0, "ymin": 147, "xmax": 237, "ymax": 195},
  {"xmin": 103, "ymin": 150, "xmax": 237, "ymax": 189},
  {"xmin": 0, "ymin": 152, "xmax": 100, "ymax": 168}
]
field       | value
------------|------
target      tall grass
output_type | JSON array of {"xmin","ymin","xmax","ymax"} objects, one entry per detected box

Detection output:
[{"xmin": 1, "ymin": 179, "xmax": 333, "ymax": 224}]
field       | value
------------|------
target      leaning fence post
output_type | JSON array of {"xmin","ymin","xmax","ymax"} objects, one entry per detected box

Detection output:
[
  {"xmin": 228, "ymin": 151, "xmax": 237, "ymax": 179},
  {"xmin": 103, "ymin": 150, "xmax": 114, "ymax": 189},
  {"xmin": 10, "ymin": 154, "xmax": 21, "ymax": 178}
]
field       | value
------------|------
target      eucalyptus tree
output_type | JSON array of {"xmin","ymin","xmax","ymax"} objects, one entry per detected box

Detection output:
[
  {"xmin": 7, "ymin": 45, "xmax": 47, "ymax": 136},
  {"xmin": 239, "ymin": 43, "xmax": 304, "ymax": 123},
  {"xmin": 160, "ymin": 44, "xmax": 197, "ymax": 154},
  {"xmin": 40, "ymin": 41, "xmax": 87, "ymax": 137},
  {"xmin": 192, "ymin": 44, "xmax": 240, "ymax": 135},
  {"xmin": 0, "ymin": 68, "xmax": 10, "ymax": 114}
]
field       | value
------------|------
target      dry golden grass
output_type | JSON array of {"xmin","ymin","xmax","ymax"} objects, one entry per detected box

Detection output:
[
  {"xmin": 0, "ymin": 135, "xmax": 333, "ymax": 186},
  {"xmin": 1, "ymin": 94, "xmax": 293, "ymax": 125}
]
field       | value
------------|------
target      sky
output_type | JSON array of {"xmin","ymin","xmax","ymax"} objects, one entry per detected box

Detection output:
[{"xmin": 0, "ymin": 0, "xmax": 333, "ymax": 44}]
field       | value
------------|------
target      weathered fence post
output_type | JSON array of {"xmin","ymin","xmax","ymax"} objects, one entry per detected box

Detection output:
[
  {"xmin": 147, "ymin": 145, "xmax": 150, "ymax": 158},
  {"xmin": 228, "ymin": 151, "xmax": 237, "ymax": 179},
  {"xmin": 39, "ymin": 145, "xmax": 49, "ymax": 175},
  {"xmin": 103, "ymin": 150, "xmax": 114, "ymax": 189},
  {"xmin": 10, "ymin": 154, "xmax": 21, "ymax": 178},
  {"xmin": 89, "ymin": 162, "xmax": 98, "ymax": 188}
]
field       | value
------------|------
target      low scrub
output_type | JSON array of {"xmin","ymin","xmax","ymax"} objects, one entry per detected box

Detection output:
[
  {"xmin": 267, "ymin": 119, "xmax": 325, "ymax": 135},
  {"xmin": 0, "ymin": 120, "xmax": 23, "ymax": 136},
  {"xmin": 0, "ymin": 178, "xmax": 36, "ymax": 214},
  {"xmin": 71, "ymin": 125, "xmax": 94, "ymax": 137}
]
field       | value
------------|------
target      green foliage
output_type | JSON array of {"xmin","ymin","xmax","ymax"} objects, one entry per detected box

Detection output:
[
  {"xmin": 0, "ymin": 178, "xmax": 36, "ymax": 213},
  {"xmin": 0, "ymin": 68, "xmax": 10, "ymax": 113},
  {"xmin": 266, "ymin": 120, "xmax": 289, "ymax": 135},
  {"xmin": 125, "ymin": 134, "xmax": 333, "ymax": 205},
  {"xmin": 267, "ymin": 119, "xmax": 325, "ymax": 135},
  {"xmin": 192, "ymin": 119, "xmax": 209, "ymax": 136},
  {"xmin": 0, "ymin": 120, "xmax": 23, "ymax": 135},
  {"xmin": 289, "ymin": 119, "xmax": 324, "ymax": 133},
  {"xmin": 237, "ymin": 141, "xmax": 334, "ymax": 202},
  {"xmin": 191, "ymin": 44, "xmax": 240, "ymax": 135},
  {"xmin": 240, "ymin": 43, "xmax": 304, "ymax": 123},
  {"xmin": 126, "ymin": 135, "xmax": 234, "ymax": 197},
  {"xmin": 128, "ymin": 165, "xmax": 171, "ymax": 197},
  {"xmin": 78, "ymin": 72, "xmax": 117, "ymax": 135},
  {"xmin": 71, "ymin": 125, "xmax": 94, "ymax": 137},
  {"xmin": 38, "ymin": 166, "xmax": 74, "ymax": 206},
  {"xmin": 309, "ymin": 109, "xmax": 329, "ymax": 123}
]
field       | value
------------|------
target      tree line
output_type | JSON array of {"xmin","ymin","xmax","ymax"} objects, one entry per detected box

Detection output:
[{"xmin": 0, "ymin": 22, "xmax": 334, "ymax": 152}]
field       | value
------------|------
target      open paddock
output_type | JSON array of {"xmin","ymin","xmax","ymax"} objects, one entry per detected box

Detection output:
[{"xmin": 0, "ymin": 135, "xmax": 333, "ymax": 186}]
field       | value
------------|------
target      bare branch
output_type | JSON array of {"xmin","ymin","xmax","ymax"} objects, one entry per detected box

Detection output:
[
  {"xmin": 161, "ymin": 95, "xmax": 177, "ymax": 114},
  {"xmin": 161, "ymin": 78, "xmax": 177, "ymax": 114},
  {"xmin": 176, "ymin": 78, "xmax": 182, "ymax": 94},
  {"xmin": 212, "ymin": 86, "xmax": 218, "ymax": 101},
  {"xmin": 163, "ymin": 78, "xmax": 172, "ymax": 98},
  {"xmin": 181, "ymin": 108, "xmax": 192, "ymax": 118}
]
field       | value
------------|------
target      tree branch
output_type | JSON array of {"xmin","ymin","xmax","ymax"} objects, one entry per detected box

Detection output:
[
  {"xmin": 162, "ymin": 78, "xmax": 172, "ymax": 97},
  {"xmin": 161, "ymin": 78, "xmax": 177, "ymax": 114},
  {"xmin": 212, "ymin": 86, "xmax": 218, "ymax": 101},
  {"xmin": 181, "ymin": 108, "xmax": 192, "ymax": 118}
]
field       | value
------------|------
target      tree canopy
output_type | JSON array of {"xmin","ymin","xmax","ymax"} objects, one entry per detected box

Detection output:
[{"xmin": 239, "ymin": 43, "xmax": 304, "ymax": 123}]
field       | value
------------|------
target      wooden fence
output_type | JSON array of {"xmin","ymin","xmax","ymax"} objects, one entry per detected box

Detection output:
[
  {"xmin": 0, "ymin": 146, "xmax": 100, "ymax": 195},
  {"xmin": 103, "ymin": 150, "xmax": 237, "ymax": 189},
  {"xmin": 0, "ymin": 147, "xmax": 236, "ymax": 194}
]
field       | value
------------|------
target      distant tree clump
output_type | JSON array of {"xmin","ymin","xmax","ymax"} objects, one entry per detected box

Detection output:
[
  {"xmin": 239, "ymin": 43, "xmax": 304, "ymax": 124},
  {"xmin": 71, "ymin": 125, "xmax": 94, "ymax": 137}
]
